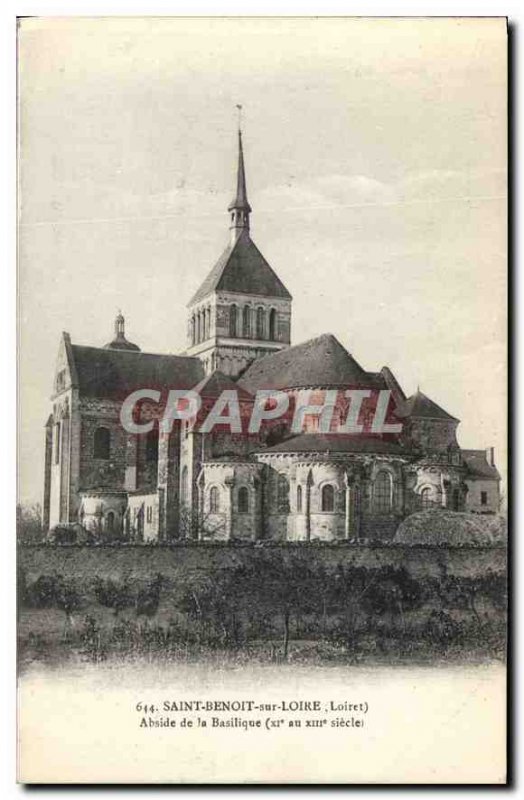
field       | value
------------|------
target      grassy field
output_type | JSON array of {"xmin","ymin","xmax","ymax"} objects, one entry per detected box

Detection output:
[{"xmin": 18, "ymin": 546, "xmax": 507, "ymax": 671}]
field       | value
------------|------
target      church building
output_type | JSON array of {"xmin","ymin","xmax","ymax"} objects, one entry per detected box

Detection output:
[{"xmin": 42, "ymin": 131, "xmax": 501, "ymax": 542}]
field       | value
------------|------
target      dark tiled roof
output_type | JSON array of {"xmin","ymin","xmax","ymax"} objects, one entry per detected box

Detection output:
[
  {"xmin": 104, "ymin": 335, "xmax": 140, "ymax": 352},
  {"xmin": 238, "ymin": 333, "xmax": 384, "ymax": 392},
  {"xmin": 188, "ymin": 230, "xmax": 292, "ymax": 305},
  {"xmin": 193, "ymin": 370, "xmax": 253, "ymax": 401},
  {"xmin": 462, "ymin": 449, "xmax": 501, "ymax": 480},
  {"xmin": 395, "ymin": 390, "xmax": 458, "ymax": 422},
  {"xmin": 259, "ymin": 432, "xmax": 407, "ymax": 456},
  {"xmin": 71, "ymin": 344, "xmax": 204, "ymax": 398}
]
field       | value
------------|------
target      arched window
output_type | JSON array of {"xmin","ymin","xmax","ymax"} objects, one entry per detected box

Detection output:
[
  {"xmin": 146, "ymin": 428, "xmax": 158, "ymax": 462},
  {"xmin": 420, "ymin": 487, "xmax": 432, "ymax": 509},
  {"xmin": 269, "ymin": 309, "xmax": 277, "ymax": 340},
  {"xmin": 256, "ymin": 307, "xmax": 265, "ymax": 339},
  {"xmin": 242, "ymin": 305, "xmax": 251, "ymax": 338},
  {"xmin": 229, "ymin": 305, "xmax": 237, "ymax": 338},
  {"xmin": 321, "ymin": 484, "xmax": 335, "ymax": 512},
  {"xmin": 209, "ymin": 486, "xmax": 220, "ymax": 513},
  {"xmin": 206, "ymin": 307, "xmax": 211, "ymax": 340},
  {"xmin": 374, "ymin": 470, "xmax": 393, "ymax": 512},
  {"xmin": 105, "ymin": 511, "xmax": 115, "ymax": 533},
  {"xmin": 93, "ymin": 426, "xmax": 110, "ymax": 460},
  {"xmin": 296, "ymin": 484, "xmax": 303, "ymax": 513},
  {"xmin": 181, "ymin": 466, "xmax": 188, "ymax": 504},
  {"xmin": 191, "ymin": 315, "xmax": 196, "ymax": 346},
  {"xmin": 238, "ymin": 486, "xmax": 249, "ymax": 514},
  {"xmin": 276, "ymin": 474, "xmax": 290, "ymax": 513}
]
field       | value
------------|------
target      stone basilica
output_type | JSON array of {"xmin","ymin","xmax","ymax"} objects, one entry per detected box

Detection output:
[{"xmin": 42, "ymin": 132, "xmax": 500, "ymax": 542}]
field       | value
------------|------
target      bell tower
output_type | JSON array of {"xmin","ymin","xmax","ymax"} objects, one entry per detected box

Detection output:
[{"xmin": 185, "ymin": 124, "xmax": 292, "ymax": 377}]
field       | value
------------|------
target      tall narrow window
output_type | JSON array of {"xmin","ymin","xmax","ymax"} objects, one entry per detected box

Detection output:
[
  {"xmin": 238, "ymin": 486, "xmax": 249, "ymax": 513},
  {"xmin": 146, "ymin": 428, "xmax": 158, "ymax": 462},
  {"xmin": 191, "ymin": 315, "xmax": 196, "ymax": 346},
  {"xmin": 296, "ymin": 484, "xmax": 303, "ymax": 512},
  {"xmin": 105, "ymin": 511, "xmax": 115, "ymax": 533},
  {"xmin": 276, "ymin": 474, "xmax": 290, "ymax": 513},
  {"xmin": 374, "ymin": 470, "xmax": 393, "ymax": 512},
  {"xmin": 229, "ymin": 305, "xmax": 237, "ymax": 338},
  {"xmin": 54, "ymin": 422, "xmax": 61, "ymax": 464},
  {"xmin": 93, "ymin": 426, "xmax": 110, "ymax": 460},
  {"xmin": 209, "ymin": 486, "xmax": 220, "ymax": 513},
  {"xmin": 321, "ymin": 484, "xmax": 335, "ymax": 512},
  {"xmin": 256, "ymin": 307, "xmax": 265, "ymax": 339},
  {"xmin": 481, "ymin": 491, "xmax": 488, "ymax": 506},
  {"xmin": 242, "ymin": 305, "xmax": 251, "ymax": 338},
  {"xmin": 269, "ymin": 309, "xmax": 277, "ymax": 340}
]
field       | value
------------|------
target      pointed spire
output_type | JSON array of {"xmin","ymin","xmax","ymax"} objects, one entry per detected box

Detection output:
[
  {"xmin": 228, "ymin": 115, "xmax": 251, "ymax": 243},
  {"xmin": 228, "ymin": 130, "xmax": 251, "ymax": 213}
]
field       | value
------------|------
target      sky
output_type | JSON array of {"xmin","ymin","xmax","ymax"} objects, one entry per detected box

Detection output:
[{"xmin": 17, "ymin": 17, "xmax": 507, "ymax": 504}]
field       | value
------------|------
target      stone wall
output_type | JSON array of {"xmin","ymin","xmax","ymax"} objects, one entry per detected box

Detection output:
[
  {"xmin": 465, "ymin": 478, "xmax": 500, "ymax": 514},
  {"xmin": 18, "ymin": 542, "xmax": 507, "ymax": 587}
]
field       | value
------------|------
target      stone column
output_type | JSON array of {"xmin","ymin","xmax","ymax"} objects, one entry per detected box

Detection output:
[
  {"xmin": 42, "ymin": 415, "xmax": 53, "ymax": 531},
  {"xmin": 305, "ymin": 468, "xmax": 313, "ymax": 542},
  {"xmin": 124, "ymin": 433, "xmax": 138, "ymax": 492},
  {"xmin": 157, "ymin": 423, "xmax": 180, "ymax": 541},
  {"xmin": 225, "ymin": 476, "xmax": 235, "ymax": 541},
  {"xmin": 344, "ymin": 473, "xmax": 352, "ymax": 540},
  {"xmin": 196, "ymin": 473, "xmax": 205, "ymax": 541},
  {"xmin": 59, "ymin": 408, "xmax": 71, "ymax": 523}
]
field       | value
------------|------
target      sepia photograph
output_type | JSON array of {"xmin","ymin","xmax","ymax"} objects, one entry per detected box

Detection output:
[{"xmin": 15, "ymin": 15, "xmax": 507, "ymax": 784}]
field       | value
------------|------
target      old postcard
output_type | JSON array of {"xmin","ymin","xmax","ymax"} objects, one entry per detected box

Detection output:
[{"xmin": 17, "ymin": 17, "xmax": 507, "ymax": 784}]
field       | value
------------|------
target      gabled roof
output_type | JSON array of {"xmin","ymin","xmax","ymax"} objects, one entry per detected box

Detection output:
[
  {"xmin": 395, "ymin": 390, "xmax": 458, "ymax": 422},
  {"xmin": 188, "ymin": 230, "xmax": 292, "ymax": 306},
  {"xmin": 462, "ymin": 449, "xmax": 501, "ymax": 480},
  {"xmin": 70, "ymin": 344, "xmax": 204, "ymax": 398},
  {"xmin": 238, "ymin": 333, "xmax": 383, "ymax": 393},
  {"xmin": 260, "ymin": 432, "xmax": 407, "ymax": 456},
  {"xmin": 193, "ymin": 370, "xmax": 253, "ymax": 401}
]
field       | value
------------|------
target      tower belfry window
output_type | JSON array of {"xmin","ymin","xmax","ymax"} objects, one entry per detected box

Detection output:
[
  {"xmin": 269, "ymin": 309, "xmax": 277, "ymax": 341},
  {"xmin": 243, "ymin": 306, "xmax": 251, "ymax": 338},
  {"xmin": 229, "ymin": 305, "xmax": 237, "ymax": 338},
  {"xmin": 256, "ymin": 307, "xmax": 264, "ymax": 339}
]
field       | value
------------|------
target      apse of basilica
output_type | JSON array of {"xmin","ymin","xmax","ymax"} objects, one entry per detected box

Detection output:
[{"xmin": 43, "ymin": 132, "xmax": 500, "ymax": 543}]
